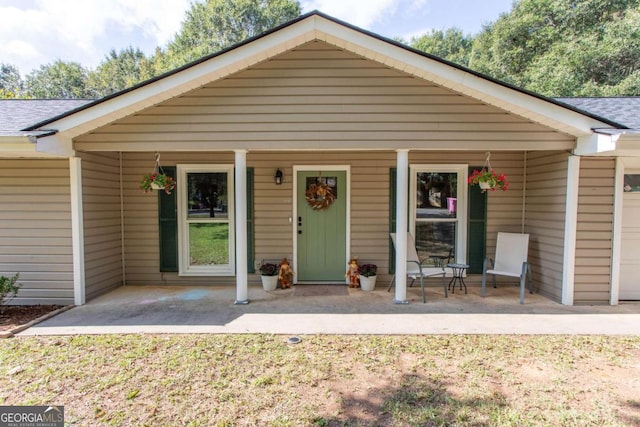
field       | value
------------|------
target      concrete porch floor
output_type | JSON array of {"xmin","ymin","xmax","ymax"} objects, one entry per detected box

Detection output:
[{"xmin": 20, "ymin": 284, "xmax": 640, "ymax": 336}]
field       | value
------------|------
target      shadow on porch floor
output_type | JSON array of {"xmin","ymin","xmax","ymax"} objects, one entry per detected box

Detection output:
[{"xmin": 21, "ymin": 284, "xmax": 640, "ymax": 336}]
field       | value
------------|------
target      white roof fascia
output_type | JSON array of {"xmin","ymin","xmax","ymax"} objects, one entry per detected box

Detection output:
[
  {"xmin": 576, "ymin": 132, "xmax": 640, "ymax": 157},
  {"xmin": 38, "ymin": 18, "xmax": 319, "ymax": 140},
  {"xmin": 312, "ymin": 17, "xmax": 610, "ymax": 137},
  {"xmin": 40, "ymin": 14, "xmax": 611, "ymax": 145},
  {"xmin": 36, "ymin": 134, "xmax": 74, "ymax": 157}
]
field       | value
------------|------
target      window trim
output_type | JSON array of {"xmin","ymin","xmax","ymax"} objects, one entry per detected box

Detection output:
[
  {"xmin": 177, "ymin": 164, "xmax": 235, "ymax": 276},
  {"xmin": 409, "ymin": 164, "xmax": 468, "ymax": 264}
]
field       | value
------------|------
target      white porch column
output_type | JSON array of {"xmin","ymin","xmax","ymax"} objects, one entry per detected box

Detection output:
[
  {"xmin": 394, "ymin": 149, "xmax": 409, "ymax": 304},
  {"xmin": 610, "ymin": 158, "xmax": 624, "ymax": 305},
  {"xmin": 234, "ymin": 149, "xmax": 249, "ymax": 304},
  {"xmin": 562, "ymin": 155, "xmax": 580, "ymax": 305},
  {"xmin": 70, "ymin": 157, "xmax": 86, "ymax": 305}
]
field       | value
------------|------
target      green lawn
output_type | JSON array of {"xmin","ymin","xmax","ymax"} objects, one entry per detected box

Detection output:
[
  {"xmin": 189, "ymin": 223, "xmax": 229, "ymax": 265},
  {"xmin": 1, "ymin": 335, "xmax": 639, "ymax": 426}
]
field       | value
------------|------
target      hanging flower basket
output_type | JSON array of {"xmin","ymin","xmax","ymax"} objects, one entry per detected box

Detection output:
[
  {"xmin": 468, "ymin": 153, "xmax": 508, "ymax": 192},
  {"xmin": 141, "ymin": 172, "xmax": 176, "ymax": 194},
  {"xmin": 468, "ymin": 169, "xmax": 508, "ymax": 192},
  {"xmin": 140, "ymin": 153, "xmax": 176, "ymax": 195}
]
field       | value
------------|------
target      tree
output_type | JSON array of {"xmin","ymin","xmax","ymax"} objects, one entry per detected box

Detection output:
[
  {"xmin": 0, "ymin": 63, "xmax": 24, "ymax": 98},
  {"xmin": 409, "ymin": 28, "xmax": 472, "ymax": 67},
  {"xmin": 162, "ymin": 0, "xmax": 301, "ymax": 70},
  {"xmin": 87, "ymin": 47, "xmax": 156, "ymax": 97},
  {"xmin": 25, "ymin": 60, "xmax": 94, "ymax": 99},
  {"xmin": 468, "ymin": 0, "xmax": 640, "ymax": 96}
]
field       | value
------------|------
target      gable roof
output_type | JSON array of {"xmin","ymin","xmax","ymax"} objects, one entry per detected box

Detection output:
[{"xmin": 24, "ymin": 11, "xmax": 621, "ymax": 149}]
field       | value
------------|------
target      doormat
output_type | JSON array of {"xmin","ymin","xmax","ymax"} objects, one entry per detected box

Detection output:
[{"xmin": 294, "ymin": 285, "xmax": 349, "ymax": 297}]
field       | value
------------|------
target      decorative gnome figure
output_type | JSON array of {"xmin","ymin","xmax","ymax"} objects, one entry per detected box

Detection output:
[
  {"xmin": 278, "ymin": 258, "xmax": 295, "ymax": 289},
  {"xmin": 345, "ymin": 258, "xmax": 360, "ymax": 288}
]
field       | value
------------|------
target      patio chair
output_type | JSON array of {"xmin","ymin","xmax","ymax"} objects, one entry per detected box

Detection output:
[
  {"xmin": 387, "ymin": 233, "xmax": 448, "ymax": 303},
  {"xmin": 481, "ymin": 232, "xmax": 533, "ymax": 304}
]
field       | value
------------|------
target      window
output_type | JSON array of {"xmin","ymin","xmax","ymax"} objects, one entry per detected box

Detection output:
[
  {"xmin": 177, "ymin": 165, "xmax": 234, "ymax": 275},
  {"xmin": 624, "ymin": 174, "xmax": 640, "ymax": 192},
  {"xmin": 410, "ymin": 165, "xmax": 467, "ymax": 265}
]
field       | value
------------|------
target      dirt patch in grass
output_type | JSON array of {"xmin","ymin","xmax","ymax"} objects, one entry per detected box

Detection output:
[
  {"xmin": 0, "ymin": 335, "xmax": 639, "ymax": 426},
  {"xmin": 0, "ymin": 305, "xmax": 63, "ymax": 332}
]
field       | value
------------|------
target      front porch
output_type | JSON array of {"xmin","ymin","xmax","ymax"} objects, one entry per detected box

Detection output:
[
  {"xmin": 71, "ymin": 149, "xmax": 616, "ymax": 307},
  {"xmin": 21, "ymin": 284, "xmax": 640, "ymax": 335}
]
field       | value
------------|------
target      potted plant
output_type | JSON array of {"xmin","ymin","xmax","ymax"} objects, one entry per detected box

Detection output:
[
  {"xmin": 259, "ymin": 262, "xmax": 279, "ymax": 291},
  {"xmin": 358, "ymin": 263, "xmax": 377, "ymax": 291},
  {"xmin": 468, "ymin": 169, "xmax": 508, "ymax": 192},
  {"xmin": 140, "ymin": 172, "xmax": 176, "ymax": 195}
]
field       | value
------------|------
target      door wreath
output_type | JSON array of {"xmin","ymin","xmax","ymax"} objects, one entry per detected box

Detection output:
[{"xmin": 306, "ymin": 181, "xmax": 335, "ymax": 210}]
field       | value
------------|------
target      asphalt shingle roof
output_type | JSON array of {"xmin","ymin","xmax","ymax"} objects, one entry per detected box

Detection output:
[
  {"xmin": 555, "ymin": 97, "xmax": 640, "ymax": 130},
  {"xmin": 0, "ymin": 99, "xmax": 92, "ymax": 136}
]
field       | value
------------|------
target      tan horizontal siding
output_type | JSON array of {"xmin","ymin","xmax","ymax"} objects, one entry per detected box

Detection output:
[
  {"xmin": 79, "ymin": 152, "xmax": 123, "ymax": 300},
  {"xmin": 524, "ymin": 151, "xmax": 569, "ymax": 302},
  {"xmin": 122, "ymin": 152, "xmax": 235, "ymax": 285},
  {"xmin": 0, "ymin": 159, "xmax": 74, "ymax": 305},
  {"xmin": 74, "ymin": 41, "xmax": 573, "ymax": 151},
  {"xmin": 119, "ymin": 150, "xmax": 536, "ymax": 287},
  {"xmin": 573, "ymin": 157, "xmax": 615, "ymax": 304}
]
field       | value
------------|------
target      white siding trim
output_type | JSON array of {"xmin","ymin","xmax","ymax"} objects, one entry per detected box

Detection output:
[
  {"xmin": 70, "ymin": 157, "xmax": 86, "ymax": 305},
  {"xmin": 562, "ymin": 155, "xmax": 580, "ymax": 305},
  {"xmin": 176, "ymin": 164, "xmax": 236, "ymax": 276},
  {"xmin": 394, "ymin": 150, "xmax": 409, "ymax": 303},
  {"xmin": 235, "ymin": 150, "xmax": 249, "ymax": 304},
  {"xmin": 610, "ymin": 157, "xmax": 624, "ymax": 305},
  {"xmin": 119, "ymin": 153, "xmax": 126, "ymax": 286},
  {"xmin": 409, "ymin": 164, "xmax": 468, "ymax": 265},
  {"xmin": 42, "ymin": 14, "xmax": 610, "ymax": 149}
]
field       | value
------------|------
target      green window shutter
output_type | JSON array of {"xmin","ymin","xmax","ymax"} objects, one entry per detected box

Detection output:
[
  {"xmin": 389, "ymin": 168, "xmax": 397, "ymax": 274},
  {"xmin": 246, "ymin": 167, "xmax": 255, "ymax": 273},
  {"xmin": 158, "ymin": 166, "xmax": 178, "ymax": 272},
  {"xmin": 467, "ymin": 166, "xmax": 487, "ymax": 274}
]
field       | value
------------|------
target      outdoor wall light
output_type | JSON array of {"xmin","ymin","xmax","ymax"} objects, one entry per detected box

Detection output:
[{"xmin": 275, "ymin": 168, "xmax": 283, "ymax": 185}]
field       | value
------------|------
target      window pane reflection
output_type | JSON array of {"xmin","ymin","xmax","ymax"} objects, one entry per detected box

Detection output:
[
  {"xmin": 189, "ymin": 223, "xmax": 229, "ymax": 265},
  {"xmin": 187, "ymin": 173, "xmax": 228, "ymax": 219},
  {"xmin": 416, "ymin": 172, "xmax": 457, "ymax": 218},
  {"xmin": 415, "ymin": 222, "xmax": 455, "ymax": 266},
  {"xmin": 624, "ymin": 174, "xmax": 640, "ymax": 192}
]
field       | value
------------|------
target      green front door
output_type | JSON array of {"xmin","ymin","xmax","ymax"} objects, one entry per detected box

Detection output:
[{"xmin": 297, "ymin": 170, "xmax": 347, "ymax": 281}]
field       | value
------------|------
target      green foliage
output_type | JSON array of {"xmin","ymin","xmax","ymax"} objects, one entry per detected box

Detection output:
[
  {"xmin": 162, "ymin": 0, "xmax": 301, "ymax": 70},
  {"xmin": 259, "ymin": 263, "xmax": 278, "ymax": 276},
  {"xmin": 6, "ymin": 0, "xmax": 640, "ymax": 99},
  {"xmin": 0, "ymin": 63, "xmax": 24, "ymax": 97},
  {"xmin": 87, "ymin": 47, "xmax": 157, "ymax": 97},
  {"xmin": 0, "ymin": 273, "xmax": 21, "ymax": 310},
  {"xmin": 24, "ymin": 60, "xmax": 95, "ymax": 99},
  {"xmin": 409, "ymin": 28, "xmax": 472, "ymax": 66},
  {"xmin": 467, "ymin": 0, "xmax": 640, "ymax": 96}
]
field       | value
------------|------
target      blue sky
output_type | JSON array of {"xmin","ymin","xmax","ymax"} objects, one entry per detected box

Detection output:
[{"xmin": 0, "ymin": 0, "xmax": 514, "ymax": 76}]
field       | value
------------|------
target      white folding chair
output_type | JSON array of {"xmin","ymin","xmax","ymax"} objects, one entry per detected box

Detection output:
[
  {"xmin": 387, "ymin": 233, "xmax": 448, "ymax": 303},
  {"xmin": 481, "ymin": 232, "xmax": 533, "ymax": 304}
]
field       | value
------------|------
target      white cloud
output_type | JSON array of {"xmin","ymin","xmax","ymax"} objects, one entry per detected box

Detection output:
[
  {"xmin": 0, "ymin": 0, "xmax": 191, "ymax": 75},
  {"xmin": 300, "ymin": 0, "xmax": 400, "ymax": 29}
]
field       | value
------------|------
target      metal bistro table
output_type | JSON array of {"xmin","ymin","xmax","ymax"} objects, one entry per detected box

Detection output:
[{"xmin": 446, "ymin": 263, "xmax": 469, "ymax": 294}]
